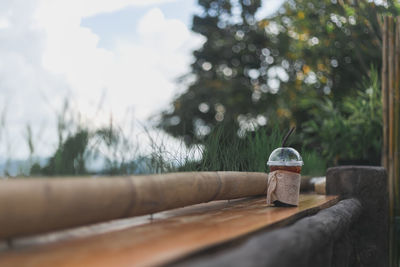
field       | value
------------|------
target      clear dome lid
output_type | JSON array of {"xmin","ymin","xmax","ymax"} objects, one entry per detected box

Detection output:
[{"xmin": 267, "ymin": 147, "xmax": 303, "ymax": 166}]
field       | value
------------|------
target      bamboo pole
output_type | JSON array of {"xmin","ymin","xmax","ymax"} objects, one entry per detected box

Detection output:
[
  {"xmin": 388, "ymin": 23, "xmax": 395, "ymax": 263},
  {"xmin": 395, "ymin": 17, "xmax": 400, "ymax": 221},
  {"xmin": 382, "ymin": 15, "xmax": 400, "ymax": 266},
  {"xmin": 393, "ymin": 17, "xmax": 400, "ymax": 267},
  {"xmin": 0, "ymin": 172, "xmax": 268, "ymax": 239},
  {"xmin": 382, "ymin": 16, "xmax": 389, "ymax": 169},
  {"xmin": 388, "ymin": 17, "xmax": 394, "ymax": 201}
]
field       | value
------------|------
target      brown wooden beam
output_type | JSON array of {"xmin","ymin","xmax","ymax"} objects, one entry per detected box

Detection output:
[{"xmin": 0, "ymin": 172, "xmax": 268, "ymax": 239}]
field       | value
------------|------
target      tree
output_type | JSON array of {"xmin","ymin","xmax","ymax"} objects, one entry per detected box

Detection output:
[
  {"xmin": 266, "ymin": 0, "xmax": 390, "ymax": 125},
  {"xmin": 159, "ymin": 0, "xmax": 395, "ymax": 144},
  {"xmin": 159, "ymin": 0, "xmax": 276, "ymax": 144}
]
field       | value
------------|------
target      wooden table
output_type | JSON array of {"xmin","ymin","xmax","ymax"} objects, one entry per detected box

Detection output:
[{"xmin": 0, "ymin": 194, "xmax": 338, "ymax": 267}]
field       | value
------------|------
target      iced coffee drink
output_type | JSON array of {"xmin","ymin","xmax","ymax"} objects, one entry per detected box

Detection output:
[{"xmin": 266, "ymin": 147, "xmax": 303, "ymax": 207}]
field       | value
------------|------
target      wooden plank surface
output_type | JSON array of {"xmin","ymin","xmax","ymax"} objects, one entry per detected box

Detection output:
[{"xmin": 0, "ymin": 194, "xmax": 338, "ymax": 267}]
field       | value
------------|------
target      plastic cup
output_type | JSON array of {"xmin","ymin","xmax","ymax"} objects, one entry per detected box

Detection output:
[
  {"xmin": 267, "ymin": 147, "xmax": 303, "ymax": 174},
  {"xmin": 267, "ymin": 147, "xmax": 303, "ymax": 207}
]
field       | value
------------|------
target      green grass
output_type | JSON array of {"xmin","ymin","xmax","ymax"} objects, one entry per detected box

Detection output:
[
  {"xmin": 0, "ymin": 98, "xmax": 327, "ymax": 177},
  {"xmin": 177, "ymin": 125, "xmax": 327, "ymax": 176},
  {"xmin": 300, "ymin": 149, "xmax": 327, "ymax": 176}
]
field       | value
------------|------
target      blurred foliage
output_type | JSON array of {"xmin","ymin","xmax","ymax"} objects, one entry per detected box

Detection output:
[
  {"xmin": 159, "ymin": 0, "xmax": 394, "ymax": 150},
  {"xmin": 25, "ymin": 101, "xmax": 184, "ymax": 176},
  {"xmin": 91, "ymin": 120, "xmax": 140, "ymax": 175},
  {"xmin": 4, "ymin": 0, "xmax": 390, "ymax": 177},
  {"xmin": 179, "ymin": 123, "xmax": 327, "ymax": 175},
  {"xmin": 300, "ymin": 149, "xmax": 326, "ymax": 176},
  {"xmin": 28, "ymin": 100, "xmax": 143, "ymax": 176},
  {"xmin": 196, "ymin": 124, "xmax": 282, "ymax": 172},
  {"xmin": 267, "ymin": 0, "xmax": 390, "ymax": 126},
  {"xmin": 39, "ymin": 129, "xmax": 89, "ymax": 175},
  {"xmin": 299, "ymin": 67, "xmax": 382, "ymax": 165},
  {"xmin": 23, "ymin": 117, "xmax": 327, "ymax": 176},
  {"xmin": 160, "ymin": 0, "xmax": 272, "ymax": 144}
]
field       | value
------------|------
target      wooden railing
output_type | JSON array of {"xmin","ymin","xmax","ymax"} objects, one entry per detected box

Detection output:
[
  {"xmin": 173, "ymin": 166, "xmax": 388, "ymax": 267},
  {"xmin": 0, "ymin": 166, "xmax": 388, "ymax": 267}
]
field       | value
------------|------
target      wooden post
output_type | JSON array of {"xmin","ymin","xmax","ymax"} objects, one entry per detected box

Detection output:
[
  {"xmin": 381, "ymin": 15, "xmax": 400, "ymax": 266},
  {"xmin": 388, "ymin": 18, "xmax": 394, "ymax": 209},
  {"xmin": 395, "ymin": 17, "xmax": 400, "ymax": 226},
  {"xmin": 394, "ymin": 17, "xmax": 400, "ymax": 267},
  {"xmin": 383, "ymin": 16, "xmax": 389, "ymax": 170}
]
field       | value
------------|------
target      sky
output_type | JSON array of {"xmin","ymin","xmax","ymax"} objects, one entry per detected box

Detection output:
[{"xmin": 0, "ymin": 0, "xmax": 285, "ymax": 160}]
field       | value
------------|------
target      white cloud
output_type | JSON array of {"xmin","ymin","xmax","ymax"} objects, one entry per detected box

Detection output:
[
  {"xmin": 0, "ymin": 18, "xmax": 9, "ymax": 29},
  {"xmin": 0, "ymin": 0, "xmax": 204, "ymax": 159},
  {"xmin": 36, "ymin": 0, "xmax": 174, "ymax": 22},
  {"xmin": 0, "ymin": 0, "xmax": 70, "ymax": 159},
  {"xmin": 38, "ymin": 5, "xmax": 204, "ymax": 122}
]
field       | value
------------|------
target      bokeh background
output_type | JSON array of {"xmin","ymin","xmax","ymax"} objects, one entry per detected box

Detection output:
[{"xmin": 0, "ymin": 0, "xmax": 391, "ymax": 176}]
